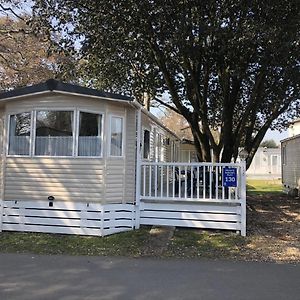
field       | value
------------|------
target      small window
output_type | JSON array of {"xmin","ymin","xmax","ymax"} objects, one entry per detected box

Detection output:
[
  {"xmin": 8, "ymin": 112, "xmax": 31, "ymax": 155},
  {"xmin": 282, "ymin": 145, "xmax": 286, "ymax": 165},
  {"xmin": 35, "ymin": 111, "xmax": 73, "ymax": 156},
  {"xmin": 78, "ymin": 112, "xmax": 102, "ymax": 156},
  {"xmin": 110, "ymin": 116, "xmax": 123, "ymax": 156},
  {"xmin": 143, "ymin": 129, "xmax": 150, "ymax": 159}
]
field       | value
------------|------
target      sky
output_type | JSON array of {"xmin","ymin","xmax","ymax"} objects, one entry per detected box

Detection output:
[{"xmin": 264, "ymin": 129, "xmax": 288, "ymax": 143}]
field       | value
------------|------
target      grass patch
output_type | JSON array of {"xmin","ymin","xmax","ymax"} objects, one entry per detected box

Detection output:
[
  {"xmin": 0, "ymin": 228, "xmax": 150, "ymax": 257},
  {"xmin": 247, "ymin": 179, "xmax": 283, "ymax": 195},
  {"xmin": 166, "ymin": 229, "xmax": 245, "ymax": 259}
]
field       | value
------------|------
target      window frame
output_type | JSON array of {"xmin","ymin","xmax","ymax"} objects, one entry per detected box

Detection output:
[
  {"xmin": 108, "ymin": 114, "xmax": 125, "ymax": 158},
  {"xmin": 76, "ymin": 109, "xmax": 104, "ymax": 158},
  {"xmin": 7, "ymin": 111, "xmax": 33, "ymax": 157},
  {"xmin": 142, "ymin": 127, "xmax": 151, "ymax": 160},
  {"xmin": 33, "ymin": 108, "xmax": 76, "ymax": 158}
]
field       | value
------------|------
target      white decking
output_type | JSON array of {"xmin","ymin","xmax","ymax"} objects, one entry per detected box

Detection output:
[{"xmin": 137, "ymin": 162, "xmax": 247, "ymax": 236}]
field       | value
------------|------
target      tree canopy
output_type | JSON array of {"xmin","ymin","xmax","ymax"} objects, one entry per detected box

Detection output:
[
  {"xmin": 260, "ymin": 139, "xmax": 278, "ymax": 148},
  {"xmin": 0, "ymin": 1, "xmax": 76, "ymax": 90},
  {"xmin": 32, "ymin": 0, "xmax": 299, "ymax": 168}
]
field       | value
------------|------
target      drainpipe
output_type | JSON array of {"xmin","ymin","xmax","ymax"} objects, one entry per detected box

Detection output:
[{"xmin": 135, "ymin": 106, "xmax": 142, "ymax": 229}]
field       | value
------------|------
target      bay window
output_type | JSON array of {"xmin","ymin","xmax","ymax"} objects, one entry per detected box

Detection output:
[
  {"xmin": 7, "ymin": 109, "xmax": 117, "ymax": 158},
  {"xmin": 8, "ymin": 112, "xmax": 31, "ymax": 155}
]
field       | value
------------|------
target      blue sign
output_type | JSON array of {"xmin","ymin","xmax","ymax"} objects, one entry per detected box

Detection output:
[{"xmin": 223, "ymin": 167, "xmax": 237, "ymax": 187}]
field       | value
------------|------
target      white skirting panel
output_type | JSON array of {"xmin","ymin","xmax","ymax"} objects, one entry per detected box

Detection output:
[
  {"xmin": 2, "ymin": 200, "xmax": 135, "ymax": 237},
  {"xmin": 139, "ymin": 201, "xmax": 242, "ymax": 231}
]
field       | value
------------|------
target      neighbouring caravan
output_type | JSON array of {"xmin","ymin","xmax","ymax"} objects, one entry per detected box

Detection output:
[
  {"xmin": 246, "ymin": 147, "xmax": 281, "ymax": 179},
  {"xmin": 281, "ymin": 118, "xmax": 300, "ymax": 196},
  {"xmin": 281, "ymin": 135, "xmax": 300, "ymax": 196},
  {"xmin": 0, "ymin": 79, "xmax": 179, "ymax": 236}
]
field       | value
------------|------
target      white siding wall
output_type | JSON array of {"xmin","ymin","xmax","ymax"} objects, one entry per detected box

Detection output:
[
  {"xmin": 2, "ymin": 94, "xmax": 137, "ymax": 205},
  {"xmin": 5, "ymin": 157, "xmax": 105, "ymax": 202},
  {"xmin": 141, "ymin": 112, "xmax": 178, "ymax": 163}
]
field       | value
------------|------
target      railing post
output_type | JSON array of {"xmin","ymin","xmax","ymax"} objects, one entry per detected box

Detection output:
[
  {"xmin": 240, "ymin": 161, "xmax": 247, "ymax": 236},
  {"xmin": 135, "ymin": 107, "xmax": 142, "ymax": 229}
]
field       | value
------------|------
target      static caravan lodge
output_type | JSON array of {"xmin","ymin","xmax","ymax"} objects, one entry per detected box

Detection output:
[
  {"xmin": 281, "ymin": 134, "xmax": 300, "ymax": 196},
  {"xmin": 281, "ymin": 119, "xmax": 300, "ymax": 196},
  {"xmin": 0, "ymin": 80, "xmax": 247, "ymax": 237},
  {"xmin": 0, "ymin": 80, "xmax": 179, "ymax": 236}
]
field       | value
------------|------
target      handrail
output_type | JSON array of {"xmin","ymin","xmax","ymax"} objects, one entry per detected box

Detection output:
[{"xmin": 141, "ymin": 161, "xmax": 243, "ymax": 167}]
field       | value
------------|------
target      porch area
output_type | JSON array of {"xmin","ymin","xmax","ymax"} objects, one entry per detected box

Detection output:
[{"xmin": 137, "ymin": 162, "xmax": 246, "ymax": 236}]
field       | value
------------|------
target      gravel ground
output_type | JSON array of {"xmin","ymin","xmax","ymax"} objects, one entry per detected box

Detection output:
[
  {"xmin": 243, "ymin": 193, "xmax": 300, "ymax": 263},
  {"xmin": 164, "ymin": 193, "xmax": 300, "ymax": 264}
]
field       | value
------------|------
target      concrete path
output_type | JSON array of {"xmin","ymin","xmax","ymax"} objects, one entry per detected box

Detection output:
[{"xmin": 0, "ymin": 253, "xmax": 299, "ymax": 300}]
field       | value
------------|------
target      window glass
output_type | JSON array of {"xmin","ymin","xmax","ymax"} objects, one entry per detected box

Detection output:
[
  {"xmin": 35, "ymin": 111, "xmax": 73, "ymax": 156},
  {"xmin": 143, "ymin": 129, "xmax": 150, "ymax": 159},
  {"xmin": 78, "ymin": 112, "xmax": 102, "ymax": 156},
  {"xmin": 110, "ymin": 116, "xmax": 123, "ymax": 156},
  {"xmin": 8, "ymin": 112, "xmax": 31, "ymax": 155}
]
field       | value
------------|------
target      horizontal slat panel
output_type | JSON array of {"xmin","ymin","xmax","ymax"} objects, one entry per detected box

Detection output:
[
  {"xmin": 103, "ymin": 219, "xmax": 134, "ymax": 228},
  {"xmin": 4, "ymin": 200, "xmax": 104, "ymax": 210},
  {"xmin": 140, "ymin": 218, "xmax": 240, "ymax": 230},
  {"xmin": 2, "ymin": 223, "xmax": 101, "ymax": 236},
  {"xmin": 4, "ymin": 208, "xmax": 106, "ymax": 221},
  {"xmin": 103, "ymin": 211, "xmax": 134, "ymax": 219},
  {"xmin": 4, "ymin": 195, "xmax": 103, "ymax": 202},
  {"xmin": 141, "ymin": 197, "xmax": 241, "ymax": 204},
  {"xmin": 140, "ymin": 202, "xmax": 240, "ymax": 214},
  {"xmin": 3, "ymin": 216, "xmax": 84, "ymax": 227},
  {"xmin": 140, "ymin": 211, "xmax": 239, "ymax": 222},
  {"xmin": 4, "ymin": 208, "xmax": 134, "ymax": 221}
]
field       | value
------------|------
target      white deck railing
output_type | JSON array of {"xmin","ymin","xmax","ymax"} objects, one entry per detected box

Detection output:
[
  {"xmin": 138, "ymin": 161, "xmax": 247, "ymax": 236},
  {"xmin": 140, "ymin": 162, "xmax": 245, "ymax": 202}
]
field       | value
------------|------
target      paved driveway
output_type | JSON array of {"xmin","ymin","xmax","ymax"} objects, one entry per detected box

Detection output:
[{"xmin": 0, "ymin": 254, "xmax": 299, "ymax": 300}]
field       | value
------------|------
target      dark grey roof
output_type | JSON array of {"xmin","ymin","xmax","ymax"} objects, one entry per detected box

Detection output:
[
  {"xmin": 280, "ymin": 134, "xmax": 300, "ymax": 143},
  {"xmin": 0, "ymin": 79, "xmax": 132, "ymax": 102}
]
